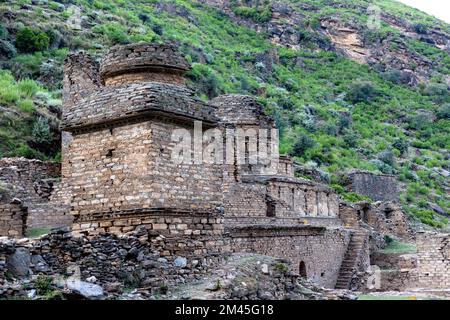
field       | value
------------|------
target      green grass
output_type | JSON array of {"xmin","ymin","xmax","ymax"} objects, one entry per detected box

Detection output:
[
  {"xmin": 379, "ymin": 240, "xmax": 417, "ymax": 254},
  {"xmin": 25, "ymin": 227, "xmax": 52, "ymax": 238}
]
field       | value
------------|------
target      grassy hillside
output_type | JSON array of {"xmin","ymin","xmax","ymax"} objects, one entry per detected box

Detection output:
[{"xmin": 0, "ymin": 0, "xmax": 449, "ymax": 227}]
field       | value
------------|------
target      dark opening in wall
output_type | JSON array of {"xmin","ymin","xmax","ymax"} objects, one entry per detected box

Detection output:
[
  {"xmin": 299, "ymin": 261, "xmax": 307, "ymax": 279},
  {"xmin": 266, "ymin": 201, "xmax": 276, "ymax": 217},
  {"xmin": 106, "ymin": 149, "xmax": 115, "ymax": 158}
]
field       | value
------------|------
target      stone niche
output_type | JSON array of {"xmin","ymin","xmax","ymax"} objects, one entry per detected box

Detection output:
[{"xmin": 345, "ymin": 171, "xmax": 398, "ymax": 202}]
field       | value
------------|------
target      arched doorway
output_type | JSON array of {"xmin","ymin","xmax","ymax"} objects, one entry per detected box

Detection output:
[{"xmin": 299, "ymin": 261, "xmax": 307, "ymax": 279}]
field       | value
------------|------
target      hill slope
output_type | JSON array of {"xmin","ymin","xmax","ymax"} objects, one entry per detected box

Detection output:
[{"xmin": 0, "ymin": 0, "xmax": 449, "ymax": 227}]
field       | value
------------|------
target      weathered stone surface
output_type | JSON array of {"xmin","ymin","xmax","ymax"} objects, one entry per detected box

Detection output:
[
  {"xmin": 66, "ymin": 279, "xmax": 104, "ymax": 299},
  {"xmin": 345, "ymin": 171, "xmax": 398, "ymax": 202},
  {"xmin": 6, "ymin": 248, "xmax": 31, "ymax": 276}
]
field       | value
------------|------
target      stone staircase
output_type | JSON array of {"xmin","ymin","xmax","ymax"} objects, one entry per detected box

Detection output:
[{"xmin": 335, "ymin": 229, "xmax": 367, "ymax": 289}]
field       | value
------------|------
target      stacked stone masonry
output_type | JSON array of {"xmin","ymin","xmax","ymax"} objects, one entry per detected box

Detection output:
[
  {"xmin": 345, "ymin": 171, "xmax": 398, "ymax": 202},
  {"xmin": 416, "ymin": 232, "xmax": 450, "ymax": 289},
  {"xmin": 0, "ymin": 158, "xmax": 70, "ymax": 235},
  {"xmin": 0, "ymin": 202, "xmax": 27, "ymax": 237},
  {"xmin": 56, "ymin": 43, "xmax": 361, "ymax": 288}
]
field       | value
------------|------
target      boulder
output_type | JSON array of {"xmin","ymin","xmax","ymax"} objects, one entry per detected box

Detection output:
[
  {"xmin": 66, "ymin": 279, "xmax": 104, "ymax": 299},
  {"xmin": 6, "ymin": 248, "xmax": 31, "ymax": 277}
]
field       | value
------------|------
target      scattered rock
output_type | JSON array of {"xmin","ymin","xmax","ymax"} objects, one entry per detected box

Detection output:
[
  {"xmin": 66, "ymin": 279, "xmax": 104, "ymax": 299},
  {"xmin": 173, "ymin": 257, "xmax": 187, "ymax": 268},
  {"xmin": 261, "ymin": 263, "xmax": 269, "ymax": 274}
]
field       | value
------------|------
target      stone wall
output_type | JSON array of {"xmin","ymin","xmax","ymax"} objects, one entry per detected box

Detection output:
[
  {"xmin": 27, "ymin": 182, "xmax": 72, "ymax": 229},
  {"xmin": 99, "ymin": 43, "xmax": 190, "ymax": 83},
  {"xmin": 224, "ymin": 175, "xmax": 340, "ymax": 223},
  {"xmin": 0, "ymin": 201, "xmax": 27, "ymax": 237},
  {"xmin": 0, "ymin": 158, "xmax": 69, "ymax": 231},
  {"xmin": 71, "ymin": 211, "xmax": 226, "ymax": 258},
  {"xmin": 345, "ymin": 171, "xmax": 398, "ymax": 202},
  {"xmin": 0, "ymin": 158, "xmax": 60, "ymax": 204},
  {"xmin": 360, "ymin": 202, "xmax": 414, "ymax": 241},
  {"xmin": 64, "ymin": 120, "xmax": 223, "ymax": 225},
  {"xmin": 63, "ymin": 52, "xmax": 101, "ymax": 108},
  {"xmin": 416, "ymin": 232, "xmax": 450, "ymax": 289},
  {"xmin": 0, "ymin": 227, "xmax": 226, "ymax": 298},
  {"xmin": 228, "ymin": 226, "xmax": 351, "ymax": 288}
]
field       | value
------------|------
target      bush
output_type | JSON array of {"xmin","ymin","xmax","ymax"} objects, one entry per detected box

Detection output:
[
  {"xmin": 233, "ymin": 6, "xmax": 272, "ymax": 23},
  {"xmin": 32, "ymin": 116, "xmax": 52, "ymax": 145},
  {"xmin": 413, "ymin": 23, "xmax": 428, "ymax": 34},
  {"xmin": 15, "ymin": 27, "xmax": 50, "ymax": 53},
  {"xmin": 347, "ymin": 81, "xmax": 378, "ymax": 103},
  {"xmin": 437, "ymin": 104, "xmax": 450, "ymax": 120},
  {"xmin": 378, "ymin": 150, "xmax": 395, "ymax": 166},
  {"xmin": 337, "ymin": 112, "xmax": 352, "ymax": 132},
  {"xmin": 291, "ymin": 134, "xmax": 315, "ymax": 156},
  {"xmin": 186, "ymin": 64, "xmax": 221, "ymax": 98},
  {"xmin": 383, "ymin": 69, "xmax": 411, "ymax": 85},
  {"xmin": 406, "ymin": 112, "xmax": 433, "ymax": 130},
  {"xmin": 342, "ymin": 130, "xmax": 358, "ymax": 148},
  {"xmin": 0, "ymin": 39, "xmax": 17, "ymax": 58},
  {"xmin": 392, "ymin": 138, "xmax": 409, "ymax": 155},
  {"xmin": 423, "ymin": 83, "xmax": 449, "ymax": 103},
  {"xmin": 92, "ymin": 23, "xmax": 129, "ymax": 45}
]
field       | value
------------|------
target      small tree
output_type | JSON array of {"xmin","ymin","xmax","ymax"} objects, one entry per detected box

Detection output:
[
  {"xmin": 32, "ymin": 116, "xmax": 52, "ymax": 145},
  {"xmin": 291, "ymin": 134, "xmax": 315, "ymax": 156},
  {"xmin": 16, "ymin": 27, "xmax": 50, "ymax": 53}
]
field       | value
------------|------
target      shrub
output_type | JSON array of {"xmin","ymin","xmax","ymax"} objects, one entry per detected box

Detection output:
[
  {"xmin": 392, "ymin": 138, "xmax": 409, "ymax": 155},
  {"xmin": 32, "ymin": 116, "xmax": 52, "ymax": 145},
  {"xmin": 0, "ymin": 39, "xmax": 17, "ymax": 58},
  {"xmin": 423, "ymin": 83, "xmax": 449, "ymax": 103},
  {"xmin": 437, "ymin": 104, "xmax": 450, "ymax": 120},
  {"xmin": 383, "ymin": 69, "xmax": 411, "ymax": 85},
  {"xmin": 413, "ymin": 23, "xmax": 428, "ymax": 34},
  {"xmin": 371, "ymin": 159, "xmax": 394, "ymax": 174},
  {"xmin": 275, "ymin": 262, "xmax": 288, "ymax": 274},
  {"xmin": 291, "ymin": 134, "xmax": 315, "ymax": 156},
  {"xmin": 233, "ymin": 6, "xmax": 272, "ymax": 23},
  {"xmin": 342, "ymin": 131, "xmax": 358, "ymax": 148},
  {"xmin": 406, "ymin": 113, "xmax": 433, "ymax": 130},
  {"xmin": 138, "ymin": 13, "xmax": 150, "ymax": 23},
  {"xmin": 92, "ymin": 23, "xmax": 129, "ymax": 45},
  {"xmin": 347, "ymin": 81, "xmax": 378, "ymax": 103},
  {"xmin": 337, "ymin": 112, "xmax": 352, "ymax": 132},
  {"xmin": 378, "ymin": 150, "xmax": 395, "ymax": 166},
  {"xmin": 15, "ymin": 27, "xmax": 50, "ymax": 53},
  {"xmin": 186, "ymin": 64, "xmax": 221, "ymax": 98}
]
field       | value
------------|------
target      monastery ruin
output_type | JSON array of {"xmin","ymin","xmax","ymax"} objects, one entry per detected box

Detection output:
[{"xmin": 1, "ymin": 43, "xmax": 449, "ymax": 295}]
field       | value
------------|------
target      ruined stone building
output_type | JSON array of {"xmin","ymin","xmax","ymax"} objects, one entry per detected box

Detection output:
[
  {"xmin": 53, "ymin": 42, "xmax": 358, "ymax": 288},
  {"xmin": 2, "ymin": 43, "xmax": 447, "ymax": 292}
]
